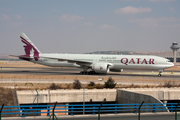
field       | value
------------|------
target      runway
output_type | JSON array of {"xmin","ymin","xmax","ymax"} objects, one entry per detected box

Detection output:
[
  {"xmin": 1, "ymin": 66, "xmax": 180, "ymax": 76},
  {"xmin": 0, "ymin": 66, "xmax": 180, "ymax": 85}
]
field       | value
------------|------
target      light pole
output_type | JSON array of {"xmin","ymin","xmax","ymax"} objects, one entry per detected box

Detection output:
[
  {"xmin": 14, "ymin": 76, "xmax": 16, "ymax": 88},
  {"xmin": 83, "ymin": 80, "xmax": 89, "ymax": 115},
  {"xmin": 39, "ymin": 77, "xmax": 41, "ymax": 87}
]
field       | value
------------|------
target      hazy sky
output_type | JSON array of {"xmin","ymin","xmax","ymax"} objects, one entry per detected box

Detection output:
[{"xmin": 0, "ymin": 0, "xmax": 180, "ymax": 55}]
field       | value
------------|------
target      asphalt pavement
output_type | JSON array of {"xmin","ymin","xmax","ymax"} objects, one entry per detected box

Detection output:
[
  {"xmin": 0, "ymin": 67, "xmax": 180, "ymax": 86},
  {"xmin": 2, "ymin": 113, "xmax": 180, "ymax": 120}
]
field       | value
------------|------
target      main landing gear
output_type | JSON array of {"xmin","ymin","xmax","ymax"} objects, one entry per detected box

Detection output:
[
  {"xmin": 80, "ymin": 67, "xmax": 97, "ymax": 75},
  {"xmin": 80, "ymin": 71, "xmax": 96, "ymax": 75}
]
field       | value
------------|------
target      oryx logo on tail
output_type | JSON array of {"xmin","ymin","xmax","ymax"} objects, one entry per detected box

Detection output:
[{"xmin": 20, "ymin": 33, "xmax": 41, "ymax": 61}]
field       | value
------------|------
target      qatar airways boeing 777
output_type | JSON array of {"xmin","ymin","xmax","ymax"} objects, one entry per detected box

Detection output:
[{"xmin": 11, "ymin": 33, "xmax": 174, "ymax": 76}]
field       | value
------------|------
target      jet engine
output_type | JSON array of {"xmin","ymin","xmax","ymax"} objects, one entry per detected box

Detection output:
[{"xmin": 92, "ymin": 63, "xmax": 112, "ymax": 74}]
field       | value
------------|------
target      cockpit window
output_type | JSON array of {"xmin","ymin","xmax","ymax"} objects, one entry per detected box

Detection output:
[{"xmin": 166, "ymin": 60, "xmax": 170, "ymax": 62}]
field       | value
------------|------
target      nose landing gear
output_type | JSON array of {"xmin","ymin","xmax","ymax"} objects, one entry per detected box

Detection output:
[{"xmin": 158, "ymin": 69, "xmax": 163, "ymax": 77}]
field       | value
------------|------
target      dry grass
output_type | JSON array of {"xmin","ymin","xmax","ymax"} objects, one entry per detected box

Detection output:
[
  {"xmin": 0, "ymin": 87, "xmax": 18, "ymax": 117},
  {"xmin": 115, "ymin": 81, "xmax": 180, "ymax": 88},
  {"xmin": 1, "ymin": 74, "xmax": 180, "ymax": 87},
  {"xmin": 0, "ymin": 87, "xmax": 14, "ymax": 106},
  {"xmin": 1, "ymin": 81, "xmax": 179, "ymax": 91}
]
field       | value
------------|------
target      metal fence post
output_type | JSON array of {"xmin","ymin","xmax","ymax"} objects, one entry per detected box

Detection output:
[
  {"xmin": 48, "ymin": 101, "xmax": 58, "ymax": 120},
  {"xmin": 175, "ymin": 102, "xmax": 180, "ymax": 120},
  {"xmin": 138, "ymin": 101, "xmax": 144, "ymax": 120},
  {"xmin": 0, "ymin": 104, "xmax": 4, "ymax": 120},
  {"xmin": 98, "ymin": 98, "xmax": 106, "ymax": 120}
]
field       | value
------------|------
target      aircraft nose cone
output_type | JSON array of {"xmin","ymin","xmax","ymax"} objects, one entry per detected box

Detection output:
[{"xmin": 170, "ymin": 62, "xmax": 174, "ymax": 67}]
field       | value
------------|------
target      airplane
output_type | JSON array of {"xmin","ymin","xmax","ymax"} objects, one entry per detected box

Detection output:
[{"xmin": 11, "ymin": 33, "xmax": 174, "ymax": 77}]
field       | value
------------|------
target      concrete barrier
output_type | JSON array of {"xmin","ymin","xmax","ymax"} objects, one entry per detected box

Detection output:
[
  {"xmin": 116, "ymin": 89, "xmax": 170, "ymax": 112},
  {"xmin": 17, "ymin": 89, "xmax": 117, "ymax": 104},
  {"xmin": 117, "ymin": 89, "xmax": 162, "ymax": 104},
  {"xmin": 17, "ymin": 87, "xmax": 180, "ymax": 112},
  {"xmin": 118, "ymin": 88, "xmax": 180, "ymax": 101}
]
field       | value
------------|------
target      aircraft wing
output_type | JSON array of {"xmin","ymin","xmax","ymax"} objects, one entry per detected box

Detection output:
[{"xmin": 41, "ymin": 56, "xmax": 92, "ymax": 66}]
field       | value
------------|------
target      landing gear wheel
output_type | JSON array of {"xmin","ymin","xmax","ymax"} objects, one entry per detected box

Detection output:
[
  {"xmin": 80, "ymin": 71, "xmax": 85, "ymax": 74},
  {"xmin": 80, "ymin": 71, "xmax": 96, "ymax": 75},
  {"xmin": 92, "ymin": 71, "xmax": 96, "ymax": 74},
  {"xmin": 158, "ymin": 74, "xmax": 161, "ymax": 77},
  {"xmin": 80, "ymin": 71, "xmax": 89, "ymax": 75},
  {"xmin": 89, "ymin": 71, "xmax": 96, "ymax": 75}
]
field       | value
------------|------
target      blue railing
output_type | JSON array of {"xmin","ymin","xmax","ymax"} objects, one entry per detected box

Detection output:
[{"xmin": 0, "ymin": 103, "xmax": 180, "ymax": 117}]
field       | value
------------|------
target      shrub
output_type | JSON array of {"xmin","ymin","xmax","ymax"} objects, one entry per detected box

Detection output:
[
  {"xmin": 88, "ymin": 81, "xmax": 95, "ymax": 87},
  {"xmin": 129, "ymin": 83, "xmax": 141, "ymax": 88},
  {"xmin": 49, "ymin": 83, "xmax": 61, "ymax": 90},
  {"xmin": 95, "ymin": 83, "xmax": 104, "ymax": 89},
  {"xmin": 66, "ymin": 84, "xmax": 72, "ymax": 89},
  {"xmin": 163, "ymin": 81, "xmax": 173, "ymax": 88},
  {"xmin": 30, "ymin": 83, "xmax": 33, "ymax": 86},
  {"xmin": 104, "ymin": 77, "xmax": 116, "ymax": 89},
  {"xmin": 73, "ymin": 79, "xmax": 82, "ymax": 89},
  {"xmin": 88, "ymin": 86, "xmax": 94, "ymax": 89}
]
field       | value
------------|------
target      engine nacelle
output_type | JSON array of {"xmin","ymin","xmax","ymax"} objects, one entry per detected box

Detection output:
[{"xmin": 92, "ymin": 63, "xmax": 111, "ymax": 74}]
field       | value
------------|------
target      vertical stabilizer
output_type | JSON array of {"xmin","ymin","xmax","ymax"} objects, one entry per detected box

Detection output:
[{"xmin": 20, "ymin": 33, "xmax": 41, "ymax": 61}]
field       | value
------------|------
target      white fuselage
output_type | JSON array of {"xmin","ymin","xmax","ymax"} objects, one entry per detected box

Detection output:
[{"xmin": 29, "ymin": 53, "xmax": 174, "ymax": 71}]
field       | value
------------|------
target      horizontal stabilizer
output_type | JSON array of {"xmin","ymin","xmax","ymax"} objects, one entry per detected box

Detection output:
[{"xmin": 9, "ymin": 55, "xmax": 33, "ymax": 61}]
